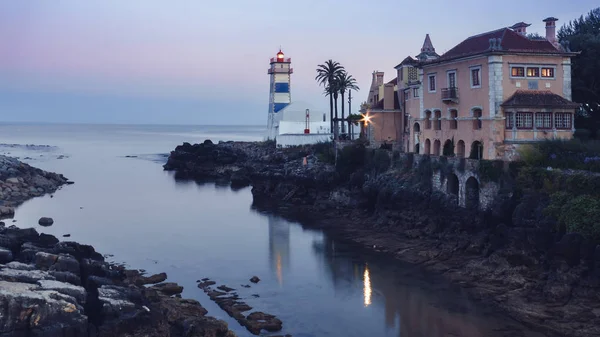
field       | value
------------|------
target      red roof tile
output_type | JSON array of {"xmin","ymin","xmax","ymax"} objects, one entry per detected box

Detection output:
[
  {"xmin": 437, "ymin": 28, "xmax": 560, "ymax": 61},
  {"xmin": 501, "ymin": 90, "xmax": 580, "ymax": 109}
]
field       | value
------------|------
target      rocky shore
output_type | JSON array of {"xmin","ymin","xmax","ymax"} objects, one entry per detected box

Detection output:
[
  {"xmin": 164, "ymin": 140, "xmax": 600, "ymax": 337},
  {"xmin": 0, "ymin": 155, "xmax": 71, "ymax": 218},
  {"xmin": 0, "ymin": 155, "xmax": 237, "ymax": 337}
]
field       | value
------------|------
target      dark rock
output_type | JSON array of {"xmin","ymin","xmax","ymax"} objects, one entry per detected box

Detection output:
[
  {"xmin": 0, "ymin": 247, "xmax": 13, "ymax": 263},
  {"xmin": 49, "ymin": 271, "xmax": 81, "ymax": 286},
  {"xmin": 63, "ymin": 234, "xmax": 71, "ymax": 237},
  {"xmin": 38, "ymin": 217, "xmax": 54, "ymax": 226},
  {"xmin": 244, "ymin": 311, "xmax": 283, "ymax": 334},
  {"xmin": 151, "ymin": 282, "xmax": 184, "ymax": 296},
  {"xmin": 250, "ymin": 276, "xmax": 260, "ymax": 283},
  {"xmin": 217, "ymin": 285, "xmax": 235, "ymax": 292},
  {"xmin": 557, "ymin": 233, "xmax": 584, "ymax": 267},
  {"xmin": 134, "ymin": 272, "xmax": 168, "ymax": 286},
  {"xmin": 198, "ymin": 280, "xmax": 216, "ymax": 288}
]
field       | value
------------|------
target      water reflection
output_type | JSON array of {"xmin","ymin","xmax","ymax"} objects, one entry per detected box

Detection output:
[
  {"xmin": 311, "ymin": 235, "xmax": 545, "ymax": 337},
  {"xmin": 268, "ymin": 215, "xmax": 290, "ymax": 286}
]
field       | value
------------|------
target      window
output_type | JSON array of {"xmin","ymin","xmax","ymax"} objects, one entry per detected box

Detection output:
[
  {"xmin": 413, "ymin": 88, "xmax": 419, "ymax": 97},
  {"xmin": 471, "ymin": 67, "xmax": 481, "ymax": 87},
  {"xmin": 399, "ymin": 70, "xmax": 404, "ymax": 81},
  {"xmin": 425, "ymin": 111, "xmax": 432, "ymax": 129},
  {"xmin": 541, "ymin": 67, "xmax": 555, "ymax": 78},
  {"xmin": 511, "ymin": 67, "xmax": 525, "ymax": 77},
  {"xmin": 515, "ymin": 112, "xmax": 533, "ymax": 129},
  {"xmin": 473, "ymin": 109, "xmax": 482, "ymax": 130},
  {"xmin": 535, "ymin": 112, "xmax": 552, "ymax": 129},
  {"xmin": 434, "ymin": 111, "xmax": 442, "ymax": 130},
  {"xmin": 428, "ymin": 75, "xmax": 436, "ymax": 92},
  {"xmin": 447, "ymin": 71, "xmax": 456, "ymax": 88},
  {"xmin": 527, "ymin": 67, "xmax": 540, "ymax": 77},
  {"xmin": 506, "ymin": 113, "xmax": 513, "ymax": 128},
  {"xmin": 555, "ymin": 113, "xmax": 572, "ymax": 129},
  {"xmin": 404, "ymin": 90, "xmax": 409, "ymax": 101},
  {"xmin": 450, "ymin": 110, "xmax": 458, "ymax": 129}
]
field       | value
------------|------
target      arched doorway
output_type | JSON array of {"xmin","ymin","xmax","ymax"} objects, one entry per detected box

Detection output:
[
  {"xmin": 424, "ymin": 139, "xmax": 431, "ymax": 155},
  {"xmin": 465, "ymin": 177, "xmax": 480, "ymax": 209},
  {"xmin": 433, "ymin": 140, "xmax": 441, "ymax": 156},
  {"xmin": 413, "ymin": 123, "xmax": 421, "ymax": 154},
  {"xmin": 443, "ymin": 139, "xmax": 454, "ymax": 156},
  {"xmin": 447, "ymin": 173, "xmax": 459, "ymax": 204},
  {"xmin": 456, "ymin": 140, "xmax": 466, "ymax": 158},
  {"xmin": 469, "ymin": 141, "xmax": 483, "ymax": 159}
]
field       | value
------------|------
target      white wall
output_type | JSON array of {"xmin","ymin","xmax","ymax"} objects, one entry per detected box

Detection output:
[
  {"xmin": 276, "ymin": 134, "xmax": 333, "ymax": 147},
  {"xmin": 279, "ymin": 121, "xmax": 330, "ymax": 134}
]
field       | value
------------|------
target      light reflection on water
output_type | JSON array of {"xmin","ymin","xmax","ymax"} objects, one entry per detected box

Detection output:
[{"xmin": 0, "ymin": 123, "xmax": 549, "ymax": 337}]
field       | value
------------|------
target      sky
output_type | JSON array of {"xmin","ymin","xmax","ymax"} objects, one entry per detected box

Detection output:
[{"xmin": 0, "ymin": 1, "xmax": 597, "ymax": 125}]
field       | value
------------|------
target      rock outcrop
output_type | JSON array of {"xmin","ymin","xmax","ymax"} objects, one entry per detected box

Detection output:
[
  {"xmin": 0, "ymin": 224, "xmax": 236, "ymax": 337},
  {"xmin": 164, "ymin": 140, "xmax": 600, "ymax": 337},
  {"xmin": 0, "ymin": 155, "xmax": 71, "ymax": 212}
]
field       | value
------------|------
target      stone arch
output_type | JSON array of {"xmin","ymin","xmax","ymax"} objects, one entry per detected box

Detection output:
[
  {"xmin": 456, "ymin": 140, "xmax": 466, "ymax": 158},
  {"xmin": 469, "ymin": 141, "xmax": 483, "ymax": 159},
  {"xmin": 424, "ymin": 139, "xmax": 431, "ymax": 155},
  {"xmin": 413, "ymin": 122, "xmax": 421, "ymax": 133},
  {"xmin": 447, "ymin": 173, "xmax": 459, "ymax": 203},
  {"xmin": 465, "ymin": 176, "xmax": 480, "ymax": 209},
  {"xmin": 425, "ymin": 110, "xmax": 432, "ymax": 129},
  {"xmin": 442, "ymin": 139, "xmax": 454, "ymax": 156},
  {"xmin": 433, "ymin": 140, "xmax": 441, "ymax": 156}
]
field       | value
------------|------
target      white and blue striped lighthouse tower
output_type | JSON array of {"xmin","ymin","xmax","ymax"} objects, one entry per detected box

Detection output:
[{"xmin": 266, "ymin": 49, "xmax": 293, "ymax": 140}]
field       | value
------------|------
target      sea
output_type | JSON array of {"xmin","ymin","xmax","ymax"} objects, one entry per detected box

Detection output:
[{"xmin": 0, "ymin": 123, "xmax": 548, "ymax": 337}]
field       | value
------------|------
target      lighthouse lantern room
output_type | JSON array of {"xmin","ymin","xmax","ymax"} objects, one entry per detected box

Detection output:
[{"xmin": 266, "ymin": 49, "xmax": 293, "ymax": 140}]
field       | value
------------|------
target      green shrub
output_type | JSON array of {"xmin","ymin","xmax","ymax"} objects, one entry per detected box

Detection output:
[
  {"xmin": 546, "ymin": 192, "xmax": 600, "ymax": 239},
  {"xmin": 574, "ymin": 129, "xmax": 592, "ymax": 141},
  {"xmin": 368, "ymin": 149, "xmax": 391, "ymax": 174},
  {"xmin": 478, "ymin": 160, "xmax": 504, "ymax": 182},
  {"xmin": 336, "ymin": 142, "xmax": 367, "ymax": 177},
  {"xmin": 518, "ymin": 139, "xmax": 600, "ymax": 172},
  {"xmin": 313, "ymin": 141, "xmax": 335, "ymax": 164}
]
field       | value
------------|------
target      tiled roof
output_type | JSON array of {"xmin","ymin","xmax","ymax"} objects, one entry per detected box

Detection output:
[
  {"xmin": 394, "ymin": 56, "xmax": 417, "ymax": 68},
  {"xmin": 501, "ymin": 90, "xmax": 580, "ymax": 109},
  {"xmin": 387, "ymin": 77, "xmax": 398, "ymax": 85},
  {"xmin": 510, "ymin": 22, "xmax": 530, "ymax": 29},
  {"xmin": 436, "ymin": 28, "xmax": 561, "ymax": 62}
]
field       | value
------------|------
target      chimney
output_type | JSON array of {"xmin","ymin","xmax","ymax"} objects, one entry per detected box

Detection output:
[
  {"xmin": 376, "ymin": 72, "xmax": 384, "ymax": 86},
  {"xmin": 543, "ymin": 17, "xmax": 559, "ymax": 49},
  {"xmin": 510, "ymin": 22, "xmax": 531, "ymax": 36},
  {"xmin": 383, "ymin": 84, "xmax": 394, "ymax": 110}
]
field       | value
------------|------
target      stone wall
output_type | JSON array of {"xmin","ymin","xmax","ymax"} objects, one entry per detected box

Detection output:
[{"xmin": 395, "ymin": 153, "xmax": 501, "ymax": 211}]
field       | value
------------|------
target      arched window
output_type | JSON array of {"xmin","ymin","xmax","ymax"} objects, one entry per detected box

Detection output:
[
  {"xmin": 450, "ymin": 110, "xmax": 458, "ymax": 129},
  {"xmin": 424, "ymin": 139, "xmax": 431, "ymax": 154},
  {"xmin": 469, "ymin": 141, "xmax": 483, "ymax": 159},
  {"xmin": 473, "ymin": 108, "xmax": 482, "ymax": 130},
  {"xmin": 425, "ymin": 111, "xmax": 432, "ymax": 129},
  {"xmin": 456, "ymin": 140, "xmax": 466, "ymax": 158},
  {"xmin": 443, "ymin": 139, "xmax": 454, "ymax": 156},
  {"xmin": 434, "ymin": 110, "xmax": 442, "ymax": 130}
]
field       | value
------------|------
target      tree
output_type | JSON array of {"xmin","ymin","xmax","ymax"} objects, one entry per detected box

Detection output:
[
  {"xmin": 526, "ymin": 32, "xmax": 546, "ymax": 40},
  {"xmin": 558, "ymin": 8, "xmax": 600, "ymax": 138},
  {"xmin": 336, "ymin": 71, "xmax": 359, "ymax": 136},
  {"xmin": 316, "ymin": 60, "xmax": 344, "ymax": 138}
]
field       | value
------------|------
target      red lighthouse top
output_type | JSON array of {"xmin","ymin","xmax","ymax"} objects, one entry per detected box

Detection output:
[
  {"xmin": 277, "ymin": 50, "xmax": 284, "ymax": 60},
  {"xmin": 269, "ymin": 49, "xmax": 291, "ymax": 65}
]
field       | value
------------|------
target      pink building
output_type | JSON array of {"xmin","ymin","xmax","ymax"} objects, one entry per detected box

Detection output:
[
  {"xmin": 360, "ymin": 71, "xmax": 402, "ymax": 146},
  {"xmin": 395, "ymin": 17, "xmax": 579, "ymax": 160}
]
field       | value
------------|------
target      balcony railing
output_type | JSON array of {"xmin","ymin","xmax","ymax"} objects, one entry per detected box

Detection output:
[
  {"xmin": 267, "ymin": 68, "xmax": 294, "ymax": 74},
  {"xmin": 441, "ymin": 87, "xmax": 459, "ymax": 102},
  {"xmin": 270, "ymin": 57, "xmax": 292, "ymax": 63}
]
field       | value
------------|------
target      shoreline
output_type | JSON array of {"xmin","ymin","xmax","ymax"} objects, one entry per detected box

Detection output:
[
  {"xmin": 163, "ymin": 140, "xmax": 600, "ymax": 337},
  {"xmin": 0, "ymin": 154, "xmax": 239, "ymax": 337}
]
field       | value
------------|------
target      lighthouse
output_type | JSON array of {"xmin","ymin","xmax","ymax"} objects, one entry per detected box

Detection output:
[{"xmin": 266, "ymin": 49, "xmax": 293, "ymax": 140}]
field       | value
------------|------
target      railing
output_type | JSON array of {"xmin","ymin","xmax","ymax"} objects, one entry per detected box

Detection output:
[
  {"xmin": 268, "ymin": 68, "xmax": 294, "ymax": 74},
  {"xmin": 270, "ymin": 57, "xmax": 292, "ymax": 63},
  {"xmin": 441, "ymin": 87, "xmax": 459, "ymax": 101}
]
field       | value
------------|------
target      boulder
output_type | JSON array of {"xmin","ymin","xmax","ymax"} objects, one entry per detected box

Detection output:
[
  {"xmin": 38, "ymin": 217, "xmax": 54, "ymax": 226},
  {"xmin": 0, "ymin": 247, "xmax": 13, "ymax": 263},
  {"xmin": 151, "ymin": 282, "xmax": 184, "ymax": 296},
  {"xmin": 250, "ymin": 276, "xmax": 260, "ymax": 283}
]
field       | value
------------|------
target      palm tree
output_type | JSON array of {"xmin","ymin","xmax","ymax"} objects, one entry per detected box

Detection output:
[
  {"xmin": 316, "ymin": 60, "xmax": 344, "ymax": 137},
  {"xmin": 336, "ymin": 71, "xmax": 359, "ymax": 136}
]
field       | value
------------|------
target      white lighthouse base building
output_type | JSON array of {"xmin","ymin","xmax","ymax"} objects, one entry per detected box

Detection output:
[{"xmin": 271, "ymin": 102, "xmax": 332, "ymax": 147}]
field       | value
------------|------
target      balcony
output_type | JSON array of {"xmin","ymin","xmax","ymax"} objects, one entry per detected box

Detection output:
[
  {"xmin": 270, "ymin": 57, "xmax": 292, "ymax": 63},
  {"xmin": 268, "ymin": 68, "xmax": 294, "ymax": 74},
  {"xmin": 441, "ymin": 87, "xmax": 459, "ymax": 103}
]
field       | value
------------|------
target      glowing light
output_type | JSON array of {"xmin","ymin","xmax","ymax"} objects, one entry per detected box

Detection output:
[
  {"xmin": 361, "ymin": 113, "xmax": 372, "ymax": 124},
  {"xmin": 363, "ymin": 264, "xmax": 372, "ymax": 307},
  {"xmin": 276, "ymin": 253, "xmax": 283, "ymax": 286}
]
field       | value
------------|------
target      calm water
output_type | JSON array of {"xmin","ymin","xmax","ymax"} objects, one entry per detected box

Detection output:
[{"xmin": 0, "ymin": 123, "xmax": 547, "ymax": 337}]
